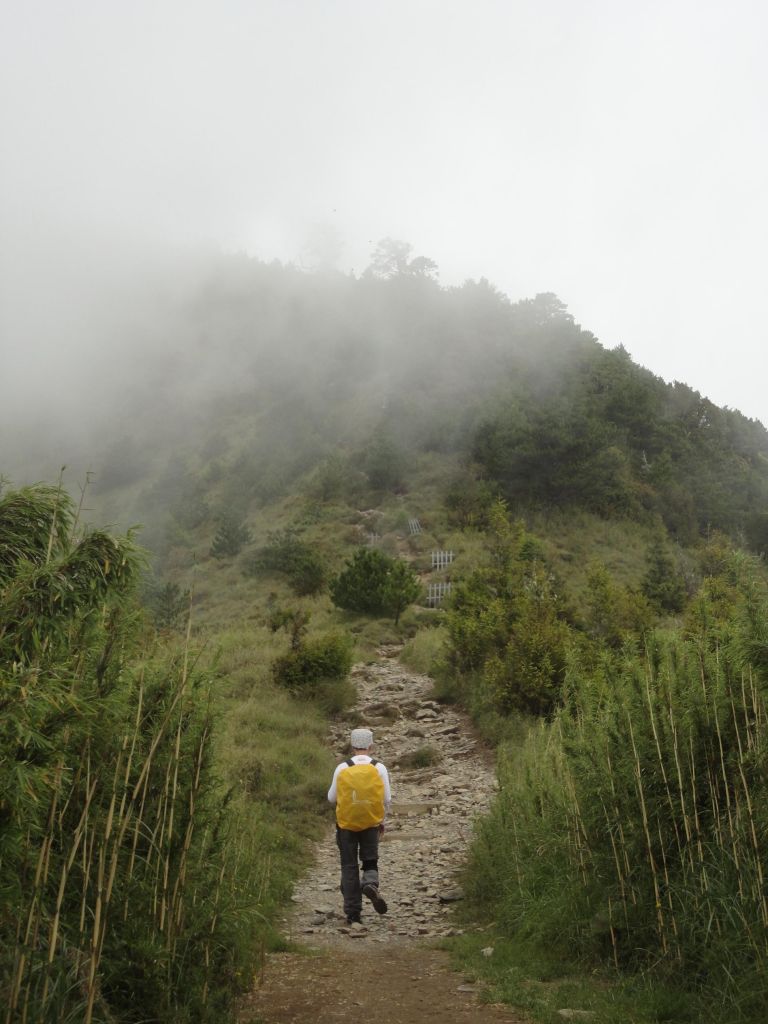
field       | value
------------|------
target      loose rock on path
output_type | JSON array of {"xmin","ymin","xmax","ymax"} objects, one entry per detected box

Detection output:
[{"xmin": 238, "ymin": 647, "xmax": 527, "ymax": 1024}]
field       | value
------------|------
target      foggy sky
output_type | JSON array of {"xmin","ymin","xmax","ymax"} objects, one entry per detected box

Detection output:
[{"xmin": 2, "ymin": 0, "xmax": 767, "ymax": 427}]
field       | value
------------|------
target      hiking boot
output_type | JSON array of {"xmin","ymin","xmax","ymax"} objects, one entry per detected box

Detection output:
[
  {"xmin": 362, "ymin": 884, "xmax": 388, "ymax": 915},
  {"xmin": 346, "ymin": 912, "xmax": 362, "ymax": 925}
]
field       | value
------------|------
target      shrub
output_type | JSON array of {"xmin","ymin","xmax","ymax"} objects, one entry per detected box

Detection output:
[
  {"xmin": 313, "ymin": 675, "xmax": 358, "ymax": 715},
  {"xmin": 331, "ymin": 550, "xmax": 393, "ymax": 614},
  {"xmin": 309, "ymin": 452, "xmax": 352, "ymax": 501},
  {"xmin": 330, "ymin": 548, "xmax": 421, "ymax": 624},
  {"xmin": 445, "ymin": 470, "xmax": 497, "ymax": 528},
  {"xmin": 745, "ymin": 511, "xmax": 768, "ymax": 558},
  {"xmin": 486, "ymin": 589, "xmax": 572, "ymax": 716},
  {"xmin": 170, "ymin": 492, "xmax": 209, "ymax": 530},
  {"xmin": 271, "ymin": 632, "xmax": 354, "ymax": 697},
  {"xmin": 464, "ymin": 561, "xmax": 768, "ymax": 1017},
  {"xmin": 363, "ymin": 434, "xmax": 408, "ymax": 491},
  {"xmin": 146, "ymin": 579, "xmax": 190, "ymax": 630},
  {"xmin": 445, "ymin": 502, "xmax": 575, "ymax": 716},
  {"xmin": 642, "ymin": 534, "xmax": 686, "ymax": 613},
  {"xmin": 210, "ymin": 513, "xmax": 251, "ymax": 558},
  {"xmin": 245, "ymin": 528, "xmax": 326, "ymax": 595},
  {"xmin": 398, "ymin": 745, "xmax": 441, "ymax": 769},
  {"xmin": 268, "ymin": 605, "xmax": 310, "ymax": 649},
  {"xmin": 584, "ymin": 561, "xmax": 653, "ymax": 648}
]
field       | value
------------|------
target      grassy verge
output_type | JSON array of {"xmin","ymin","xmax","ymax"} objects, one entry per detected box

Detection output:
[
  {"xmin": 399, "ymin": 621, "xmax": 448, "ymax": 675},
  {"xmin": 446, "ymin": 931, "xmax": 697, "ymax": 1024},
  {"xmin": 210, "ymin": 623, "xmax": 342, "ymax": 951}
]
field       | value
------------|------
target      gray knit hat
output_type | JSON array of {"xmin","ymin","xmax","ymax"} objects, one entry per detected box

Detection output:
[{"xmin": 350, "ymin": 728, "xmax": 373, "ymax": 749}]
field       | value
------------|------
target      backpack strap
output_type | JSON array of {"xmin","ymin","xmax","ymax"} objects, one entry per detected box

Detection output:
[
  {"xmin": 345, "ymin": 758, "xmax": 355, "ymax": 767},
  {"xmin": 370, "ymin": 758, "xmax": 378, "ymax": 766}
]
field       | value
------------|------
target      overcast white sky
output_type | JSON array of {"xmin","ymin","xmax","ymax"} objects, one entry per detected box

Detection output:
[{"xmin": 2, "ymin": 0, "xmax": 767, "ymax": 425}]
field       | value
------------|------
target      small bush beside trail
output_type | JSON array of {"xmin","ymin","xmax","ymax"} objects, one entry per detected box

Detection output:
[
  {"xmin": 397, "ymin": 745, "xmax": 441, "ymax": 769},
  {"xmin": 331, "ymin": 547, "xmax": 421, "ymax": 625},
  {"xmin": 445, "ymin": 501, "xmax": 575, "ymax": 717},
  {"xmin": 271, "ymin": 631, "xmax": 354, "ymax": 699}
]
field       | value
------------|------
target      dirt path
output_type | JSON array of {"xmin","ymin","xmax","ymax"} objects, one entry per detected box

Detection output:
[{"xmin": 238, "ymin": 648, "xmax": 527, "ymax": 1023}]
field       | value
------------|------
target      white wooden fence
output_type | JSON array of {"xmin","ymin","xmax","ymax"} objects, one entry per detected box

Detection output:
[
  {"xmin": 431, "ymin": 550, "xmax": 454, "ymax": 570},
  {"xmin": 426, "ymin": 581, "xmax": 452, "ymax": 607}
]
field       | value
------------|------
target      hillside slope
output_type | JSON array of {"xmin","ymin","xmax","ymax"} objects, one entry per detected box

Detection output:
[
  {"xmin": 6, "ymin": 254, "xmax": 768, "ymax": 1023},
  {"xmin": 8, "ymin": 254, "xmax": 768, "ymax": 567}
]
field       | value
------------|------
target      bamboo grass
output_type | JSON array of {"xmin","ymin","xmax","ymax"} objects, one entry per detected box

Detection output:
[
  {"xmin": 729, "ymin": 692, "xmax": 768, "ymax": 926},
  {"xmin": 464, "ymin": 558, "xmax": 768, "ymax": 1017},
  {"xmin": 628, "ymin": 714, "xmax": 668, "ymax": 953},
  {"xmin": 2, "ymin": 484, "xmax": 272, "ymax": 1023}
]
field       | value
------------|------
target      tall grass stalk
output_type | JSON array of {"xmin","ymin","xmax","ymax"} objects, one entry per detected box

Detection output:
[{"xmin": 627, "ymin": 714, "xmax": 668, "ymax": 953}]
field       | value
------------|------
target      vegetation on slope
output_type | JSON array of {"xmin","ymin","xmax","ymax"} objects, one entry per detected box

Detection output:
[
  {"xmin": 13, "ymin": 252, "xmax": 766, "ymax": 567},
  {"xmin": 0, "ymin": 484, "xmax": 332, "ymax": 1023},
  {"xmin": 443, "ymin": 503, "xmax": 768, "ymax": 1021},
  {"xmin": 6, "ymin": 250, "xmax": 768, "ymax": 1022}
]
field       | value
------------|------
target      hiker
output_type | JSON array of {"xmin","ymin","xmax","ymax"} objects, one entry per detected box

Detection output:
[{"xmin": 328, "ymin": 727, "xmax": 392, "ymax": 925}]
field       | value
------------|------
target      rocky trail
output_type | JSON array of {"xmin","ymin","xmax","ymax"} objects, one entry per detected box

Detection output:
[{"xmin": 238, "ymin": 648, "xmax": 527, "ymax": 1024}]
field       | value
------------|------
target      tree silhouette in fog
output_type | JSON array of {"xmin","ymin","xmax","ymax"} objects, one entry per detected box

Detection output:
[{"xmin": 366, "ymin": 237, "xmax": 438, "ymax": 279}]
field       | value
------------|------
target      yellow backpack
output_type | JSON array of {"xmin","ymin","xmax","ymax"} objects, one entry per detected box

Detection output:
[{"xmin": 336, "ymin": 758, "xmax": 385, "ymax": 831}]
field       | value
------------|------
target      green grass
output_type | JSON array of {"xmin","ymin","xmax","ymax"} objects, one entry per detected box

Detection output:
[
  {"xmin": 396, "ymin": 744, "xmax": 442, "ymax": 768},
  {"xmin": 77, "ymin": 440, "xmax": 752, "ymax": 1021},
  {"xmin": 213, "ymin": 625, "xmax": 337, "ymax": 820},
  {"xmin": 446, "ymin": 931, "xmax": 699, "ymax": 1024},
  {"xmin": 451, "ymin": 582, "xmax": 768, "ymax": 1023},
  {"xmin": 529, "ymin": 508, "xmax": 653, "ymax": 594},
  {"xmin": 201, "ymin": 622, "xmax": 345, "ymax": 969},
  {"xmin": 399, "ymin": 623, "xmax": 448, "ymax": 675}
]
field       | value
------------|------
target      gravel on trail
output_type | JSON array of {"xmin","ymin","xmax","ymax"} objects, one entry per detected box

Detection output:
[{"xmin": 238, "ymin": 648, "xmax": 528, "ymax": 1024}]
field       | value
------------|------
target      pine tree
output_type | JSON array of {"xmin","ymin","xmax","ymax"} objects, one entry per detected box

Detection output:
[
  {"xmin": 642, "ymin": 535, "xmax": 686, "ymax": 613},
  {"xmin": 330, "ymin": 548, "xmax": 421, "ymax": 623},
  {"xmin": 210, "ymin": 514, "xmax": 251, "ymax": 558},
  {"xmin": 383, "ymin": 558, "xmax": 422, "ymax": 625}
]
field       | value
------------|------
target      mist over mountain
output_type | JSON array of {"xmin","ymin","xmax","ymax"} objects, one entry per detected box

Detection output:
[{"xmin": 4, "ymin": 246, "xmax": 767, "ymax": 560}]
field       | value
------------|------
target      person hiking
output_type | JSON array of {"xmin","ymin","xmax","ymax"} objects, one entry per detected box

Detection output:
[{"xmin": 327, "ymin": 727, "xmax": 391, "ymax": 925}]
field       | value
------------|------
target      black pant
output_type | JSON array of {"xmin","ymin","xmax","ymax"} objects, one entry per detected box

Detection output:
[{"xmin": 335, "ymin": 826, "xmax": 380, "ymax": 919}]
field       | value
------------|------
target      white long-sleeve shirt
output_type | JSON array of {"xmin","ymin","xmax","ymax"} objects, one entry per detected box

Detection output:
[{"xmin": 327, "ymin": 754, "xmax": 392, "ymax": 818}]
